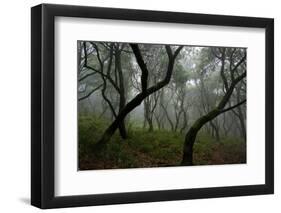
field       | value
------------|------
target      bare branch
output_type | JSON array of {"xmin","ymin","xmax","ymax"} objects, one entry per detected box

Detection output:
[
  {"xmin": 220, "ymin": 99, "xmax": 246, "ymax": 113},
  {"xmin": 229, "ymin": 48, "xmax": 236, "ymax": 81},
  {"xmin": 217, "ymin": 71, "xmax": 246, "ymax": 109},
  {"xmin": 211, "ymin": 48, "xmax": 222, "ymax": 59},
  {"xmin": 219, "ymin": 48, "xmax": 228, "ymax": 91},
  {"xmin": 78, "ymin": 71, "xmax": 97, "ymax": 82},
  {"xmin": 146, "ymin": 46, "xmax": 183, "ymax": 94},
  {"xmin": 231, "ymin": 53, "xmax": 246, "ymax": 72},
  {"xmin": 83, "ymin": 42, "xmax": 120, "ymax": 93},
  {"xmin": 130, "ymin": 44, "xmax": 149, "ymax": 92},
  {"xmin": 78, "ymin": 84, "xmax": 103, "ymax": 101}
]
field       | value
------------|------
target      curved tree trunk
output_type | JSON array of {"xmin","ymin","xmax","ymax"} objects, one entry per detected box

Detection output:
[
  {"xmin": 83, "ymin": 42, "xmax": 128, "ymax": 139},
  {"xmin": 181, "ymin": 98, "xmax": 246, "ymax": 165},
  {"xmin": 95, "ymin": 93, "xmax": 144, "ymax": 150},
  {"xmin": 118, "ymin": 121, "xmax": 127, "ymax": 139},
  {"xmin": 93, "ymin": 44, "xmax": 183, "ymax": 150},
  {"xmin": 181, "ymin": 49, "xmax": 246, "ymax": 165},
  {"xmin": 181, "ymin": 109, "xmax": 220, "ymax": 165}
]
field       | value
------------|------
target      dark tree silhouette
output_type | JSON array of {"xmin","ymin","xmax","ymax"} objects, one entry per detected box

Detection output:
[
  {"xmin": 78, "ymin": 42, "xmax": 247, "ymax": 170},
  {"xmin": 81, "ymin": 42, "xmax": 129, "ymax": 139},
  {"xmin": 181, "ymin": 48, "xmax": 246, "ymax": 165},
  {"xmin": 93, "ymin": 44, "xmax": 183, "ymax": 150}
]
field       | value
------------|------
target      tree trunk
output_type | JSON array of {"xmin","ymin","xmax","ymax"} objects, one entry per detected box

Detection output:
[
  {"xmin": 181, "ymin": 109, "xmax": 220, "ymax": 165},
  {"xmin": 161, "ymin": 102, "xmax": 174, "ymax": 131},
  {"xmin": 95, "ymin": 94, "xmax": 144, "ymax": 148},
  {"xmin": 93, "ymin": 44, "xmax": 183, "ymax": 150},
  {"xmin": 231, "ymin": 86, "xmax": 246, "ymax": 141},
  {"xmin": 222, "ymin": 113, "xmax": 228, "ymax": 137},
  {"xmin": 181, "ymin": 49, "xmax": 246, "ymax": 165},
  {"xmin": 180, "ymin": 111, "xmax": 188, "ymax": 134},
  {"xmin": 181, "ymin": 96, "xmax": 246, "ymax": 165},
  {"xmin": 118, "ymin": 120, "xmax": 127, "ymax": 139},
  {"xmin": 236, "ymin": 87, "xmax": 246, "ymax": 141},
  {"xmin": 148, "ymin": 118, "xmax": 154, "ymax": 132},
  {"xmin": 116, "ymin": 49, "xmax": 128, "ymax": 139},
  {"xmin": 143, "ymin": 98, "xmax": 149, "ymax": 130},
  {"xmin": 181, "ymin": 127, "xmax": 199, "ymax": 165},
  {"xmin": 237, "ymin": 107, "xmax": 246, "ymax": 141},
  {"xmin": 210, "ymin": 120, "xmax": 220, "ymax": 142},
  {"xmin": 155, "ymin": 113, "xmax": 162, "ymax": 130}
]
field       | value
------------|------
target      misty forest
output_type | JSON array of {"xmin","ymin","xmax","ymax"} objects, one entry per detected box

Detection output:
[{"xmin": 78, "ymin": 41, "xmax": 246, "ymax": 170}]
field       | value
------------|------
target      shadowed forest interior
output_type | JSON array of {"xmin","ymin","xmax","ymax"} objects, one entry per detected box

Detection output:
[{"xmin": 78, "ymin": 41, "xmax": 246, "ymax": 170}]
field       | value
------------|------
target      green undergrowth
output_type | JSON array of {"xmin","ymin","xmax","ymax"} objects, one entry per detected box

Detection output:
[{"xmin": 78, "ymin": 115, "xmax": 246, "ymax": 170}]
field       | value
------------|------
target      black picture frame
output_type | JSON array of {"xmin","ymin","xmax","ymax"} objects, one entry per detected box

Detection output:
[{"xmin": 31, "ymin": 3, "xmax": 274, "ymax": 209}]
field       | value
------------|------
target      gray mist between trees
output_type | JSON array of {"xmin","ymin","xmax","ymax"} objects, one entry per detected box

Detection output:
[{"xmin": 78, "ymin": 41, "xmax": 246, "ymax": 169}]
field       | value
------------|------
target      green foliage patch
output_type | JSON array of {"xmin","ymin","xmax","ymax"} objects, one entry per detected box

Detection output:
[{"xmin": 79, "ymin": 115, "xmax": 246, "ymax": 170}]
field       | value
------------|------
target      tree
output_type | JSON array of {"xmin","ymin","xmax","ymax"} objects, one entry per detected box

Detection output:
[
  {"xmin": 231, "ymin": 81, "xmax": 246, "ymax": 141},
  {"xmin": 154, "ymin": 89, "xmax": 166, "ymax": 130},
  {"xmin": 181, "ymin": 47, "xmax": 246, "ymax": 165},
  {"xmin": 192, "ymin": 48, "xmax": 221, "ymax": 140},
  {"xmin": 141, "ymin": 45, "xmax": 166, "ymax": 131},
  {"xmin": 93, "ymin": 44, "xmax": 183, "ymax": 150},
  {"xmin": 171, "ymin": 63, "xmax": 189, "ymax": 132},
  {"xmin": 78, "ymin": 41, "xmax": 248, "ymax": 170},
  {"xmin": 160, "ymin": 90, "xmax": 175, "ymax": 131},
  {"xmin": 80, "ymin": 42, "xmax": 131, "ymax": 139},
  {"xmin": 143, "ymin": 91, "xmax": 160, "ymax": 131}
]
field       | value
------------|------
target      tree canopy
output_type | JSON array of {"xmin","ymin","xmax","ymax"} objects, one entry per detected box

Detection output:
[{"xmin": 78, "ymin": 41, "xmax": 246, "ymax": 169}]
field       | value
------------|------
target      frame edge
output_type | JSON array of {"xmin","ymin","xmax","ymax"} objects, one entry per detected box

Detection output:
[
  {"xmin": 31, "ymin": 3, "xmax": 275, "ymax": 209},
  {"xmin": 265, "ymin": 18, "xmax": 274, "ymax": 194},
  {"xmin": 31, "ymin": 4, "xmax": 43, "ymax": 208}
]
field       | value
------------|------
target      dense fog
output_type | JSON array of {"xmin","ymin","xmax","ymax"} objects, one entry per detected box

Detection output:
[{"xmin": 78, "ymin": 41, "xmax": 246, "ymax": 169}]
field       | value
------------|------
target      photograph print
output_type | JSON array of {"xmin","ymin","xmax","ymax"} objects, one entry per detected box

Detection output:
[{"xmin": 78, "ymin": 41, "xmax": 246, "ymax": 170}]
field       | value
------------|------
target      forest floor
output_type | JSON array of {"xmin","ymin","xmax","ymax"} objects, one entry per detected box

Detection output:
[{"xmin": 78, "ymin": 115, "xmax": 246, "ymax": 170}]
